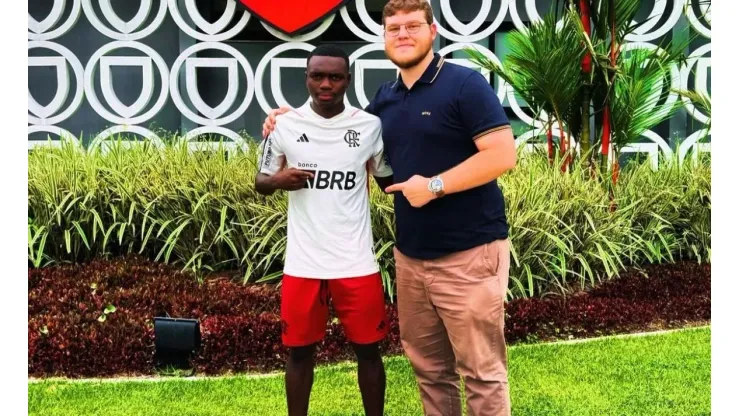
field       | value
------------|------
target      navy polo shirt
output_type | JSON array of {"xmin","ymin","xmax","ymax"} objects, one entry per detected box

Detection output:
[{"xmin": 366, "ymin": 53, "xmax": 511, "ymax": 260}]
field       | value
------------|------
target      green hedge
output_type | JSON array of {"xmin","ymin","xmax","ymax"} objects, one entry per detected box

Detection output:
[{"xmin": 28, "ymin": 140, "xmax": 710, "ymax": 299}]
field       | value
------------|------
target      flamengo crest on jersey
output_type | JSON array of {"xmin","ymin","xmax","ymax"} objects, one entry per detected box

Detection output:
[{"xmin": 257, "ymin": 102, "xmax": 392, "ymax": 279}]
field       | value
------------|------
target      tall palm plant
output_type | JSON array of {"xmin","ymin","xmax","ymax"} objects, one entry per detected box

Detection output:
[
  {"xmin": 468, "ymin": 0, "xmax": 688, "ymax": 181},
  {"xmin": 577, "ymin": 0, "xmax": 593, "ymax": 168},
  {"xmin": 572, "ymin": 0, "xmax": 690, "ymax": 178},
  {"xmin": 466, "ymin": 11, "xmax": 585, "ymax": 170},
  {"xmin": 572, "ymin": 0, "xmax": 642, "ymax": 172}
]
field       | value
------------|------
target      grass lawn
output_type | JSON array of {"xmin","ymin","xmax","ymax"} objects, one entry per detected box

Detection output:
[{"xmin": 29, "ymin": 327, "xmax": 710, "ymax": 416}]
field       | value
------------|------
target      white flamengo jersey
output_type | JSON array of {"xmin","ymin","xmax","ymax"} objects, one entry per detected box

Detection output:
[{"xmin": 257, "ymin": 102, "xmax": 393, "ymax": 279}]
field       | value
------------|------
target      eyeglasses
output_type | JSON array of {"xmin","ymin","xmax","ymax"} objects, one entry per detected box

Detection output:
[{"xmin": 384, "ymin": 21, "xmax": 429, "ymax": 37}]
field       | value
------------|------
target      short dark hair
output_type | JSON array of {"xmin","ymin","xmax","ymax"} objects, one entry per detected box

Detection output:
[{"xmin": 306, "ymin": 44, "xmax": 350, "ymax": 73}]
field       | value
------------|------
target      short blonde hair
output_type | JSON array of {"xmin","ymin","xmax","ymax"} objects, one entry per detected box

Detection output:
[{"xmin": 382, "ymin": 0, "xmax": 434, "ymax": 26}]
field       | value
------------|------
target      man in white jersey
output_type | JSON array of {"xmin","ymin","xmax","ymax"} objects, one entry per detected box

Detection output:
[{"xmin": 255, "ymin": 45, "xmax": 393, "ymax": 416}]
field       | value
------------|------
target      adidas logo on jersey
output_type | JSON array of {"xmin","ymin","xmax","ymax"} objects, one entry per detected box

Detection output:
[
  {"xmin": 297, "ymin": 133, "xmax": 309, "ymax": 143},
  {"xmin": 302, "ymin": 170, "xmax": 357, "ymax": 190}
]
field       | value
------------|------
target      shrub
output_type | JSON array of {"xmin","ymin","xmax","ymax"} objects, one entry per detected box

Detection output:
[
  {"xmin": 28, "ymin": 139, "xmax": 710, "ymax": 298},
  {"xmin": 28, "ymin": 257, "xmax": 277, "ymax": 376},
  {"xmin": 28, "ymin": 257, "xmax": 709, "ymax": 378}
]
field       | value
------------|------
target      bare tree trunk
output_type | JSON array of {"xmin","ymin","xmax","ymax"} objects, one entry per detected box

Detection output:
[
  {"xmin": 601, "ymin": 0, "xmax": 617, "ymax": 174},
  {"xmin": 547, "ymin": 119, "xmax": 554, "ymax": 166},
  {"xmin": 581, "ymin": 86, "xmax": 591, "ymax": 166},
  {"xmin": 579, "ymin": 0, "xmax": 593, "ymax": 168}
]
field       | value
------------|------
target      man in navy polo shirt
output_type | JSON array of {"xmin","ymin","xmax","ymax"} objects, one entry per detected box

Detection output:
[{"xmin": 262, "ymin": 1, "xmax": 516, "ymax": 414}]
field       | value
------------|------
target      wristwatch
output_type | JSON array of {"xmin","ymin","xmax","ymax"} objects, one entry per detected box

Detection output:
[{"xmin": 428, "ymin": 176, "xmax": 445, "ymax": 198}]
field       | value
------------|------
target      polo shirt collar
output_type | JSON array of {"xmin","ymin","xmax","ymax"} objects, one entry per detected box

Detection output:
[{"xmin": 393, "ymin": 52, "xmax": 445, "ymax": 91}]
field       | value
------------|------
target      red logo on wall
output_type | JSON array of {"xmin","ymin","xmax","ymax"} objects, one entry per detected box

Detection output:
[{"xmin": 237, "ymin": 0, "xmax": 353, "ymax": 35}]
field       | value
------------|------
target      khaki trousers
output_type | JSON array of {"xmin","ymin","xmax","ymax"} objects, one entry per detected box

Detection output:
[{"xmin": 394, "ymin": 239, "xmax": 511, "ymax": 416}]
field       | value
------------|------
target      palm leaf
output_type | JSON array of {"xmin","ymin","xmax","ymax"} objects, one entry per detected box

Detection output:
[
  {"xmin": 609, "ymin": 46, "xmax": 686, "ymax": 149},
  {"xmin": 673, "ymin": 88, "xmax": 711, "ymax": 130},
  {"xmin": 466, "ymin": 10, "xmax": 585, "ymax": 136}
]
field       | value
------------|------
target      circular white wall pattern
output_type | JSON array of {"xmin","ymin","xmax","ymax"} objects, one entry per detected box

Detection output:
[
  {"xmin": 28, "ymin": 125, "xmax": 80, "ymax": 149},
  {"xmin": 348, "ymin": 43, "xmax": 394, "ymax": 109},
  {"xmin": 254, "ymin": 42, "xmax": 315, "ymax": 115},
  {"xmin": 28, "ymin": 0, "xmax": 82, "ymax": 41},
  {"xmin": 438, "ymin": 43, "xmax": 507, "ymax": 104},
  {"xmin": 434, "ymin": 0, "xmax": 508, "ymax": 42},
  {"xmin": 680, "ymin": 43, "xmax": 711, "ymax": 125},
  {"xmin": 180, "ymin": 126, "xmax": 250, "ymax": 153},
  {"xmin": 89, "ymin": 125, "xmax": 166, "ymax": 152},
  {"xmin": 624, "ymin": 0, "xmax": 684, "ymax": 42},
  {"xmin": 28, "ymin": 41, "xmax": 85, "ymax": 126},
  {"xmin": 84, "ymin": 41, "xmax": 169, "ymax": 126},
  {"xmin": 168, "ymin": 0, "xmax": 251, "ymax": 42},
  {"xmin": 82, "ymin": 0, "xmax": 168, "ymax": 41},
  {"xmin": 170, "ymin": 42, "xmax": 256, "ymax": 126},
  {"xmin": 340, "ymin": 0, "xmax": 384, "ymax": 43},
  {"xmin": 26, "ymin": 0, "xmax": 710, "ymax": 162},
  {"xmin": 686, "ymin": 0, "xmax": 711, "ymax": 38},
  {"xmin": 679, "ymin": 128, "xmax": 711, "ymax": 164}
]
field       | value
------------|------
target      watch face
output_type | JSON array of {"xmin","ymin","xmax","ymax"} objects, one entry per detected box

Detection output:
[{"xmin": 430, "ymin": 178, "xmax": 443, "ymax": 192}]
